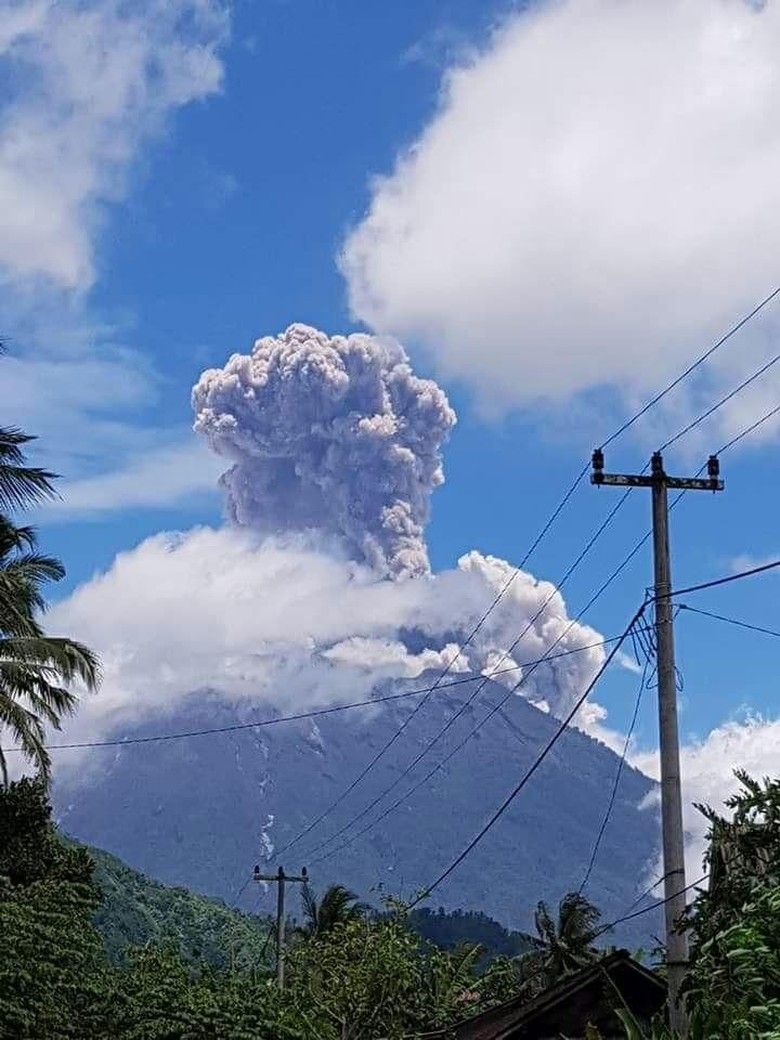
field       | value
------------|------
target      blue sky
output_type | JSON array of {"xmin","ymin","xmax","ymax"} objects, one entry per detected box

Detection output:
[{"xmin": 1, "ymin": 0, "xmax": 780, "ymax": 801}]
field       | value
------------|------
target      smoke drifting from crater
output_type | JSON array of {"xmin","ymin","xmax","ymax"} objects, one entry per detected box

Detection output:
[{"xmin": 192, "ymin": 324, "xmax": 456, "ymax": 578}]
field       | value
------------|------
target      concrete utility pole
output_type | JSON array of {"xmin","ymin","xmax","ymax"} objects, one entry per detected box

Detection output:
[
  {"xmin": 253, "ymin": 865, "xmax": 308, "ymax": 990},
  {"xmin": 591, "ymin": 449, "xmax": 724, "ymax": 1037}
]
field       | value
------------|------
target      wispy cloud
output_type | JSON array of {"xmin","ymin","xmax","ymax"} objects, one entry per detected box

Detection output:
[
  {"xmin": 43, "ymin": 441, "xmax": 223, "ymax": 520},
  {"xmin": 0, "ymin": 0, "xmax": 229, "ymax": 289},
  {"xmin": 730, "ymin": 553, "xmax": 780, "ymax": 574},
  {"xmin": 400, "ymin": 24, "xmax": 474, "ymax": 70},
  {"xmin": 0, "ymin": 1, "xmax": 231, "ymax": 515}
]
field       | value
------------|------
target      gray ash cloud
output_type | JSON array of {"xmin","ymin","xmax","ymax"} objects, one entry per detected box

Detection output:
[{"xmin": 192, "ymin": 324, "xmax": 456, "ymax": 578}]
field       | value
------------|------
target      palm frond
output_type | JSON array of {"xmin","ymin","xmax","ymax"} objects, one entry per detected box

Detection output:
[
  {"xmin": 0, "ymin": 636, "xmax": 100, "ymax": 786},
  {"xmin": 0, "ymin": 409, "xmax": 98, "ymax": 785},
  {"xmin": 559, "ymin": 893, "xmax": 602, "ymax": 947},
  {"xmin": 0, "ymin": 580, "xmax": 45, "ymax": 636},
  {"xmin": 0, "ymin": 426, "xmax": 36, "ymax": 463},
  {"xmin": 534, "ymin": 901, "xmax": 557, "ymax": 946},
  {"xmin": 0, "ymin": 426, "xmax": 59, "ymax": 512},
  {"xmin": 0, "ymin": 693, "xmax": 50, "ymax": 783},
  {"xmin": 0, "ymin": 673, "xmax": 77, "ymax": 725},
  {"xmin": 301, "ymin": 883, "xmax": 319, "ymax": 932},
  {"xmin": 0, "ymin": 463, "xmax": 60, "ymax": 512},
  {"xmin": 0, "ymin": 552, "xmax": 66, "ymax": 586},
  {"xmin": 301, "ymin": 883, "xmax": 366, "ymax": 937},
  {"xmin": 0, "ymin": 518, "xmax": 38, "ymax": 554}
]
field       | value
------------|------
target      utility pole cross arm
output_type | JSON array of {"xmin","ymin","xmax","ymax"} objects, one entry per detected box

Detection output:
[
  {"xmin": 253, "ymin": 871, "xmax": 308, "ymax": 883},
  {"xmin": 590, "ymin": 450, "xmax": 724, "ymax": 492}
]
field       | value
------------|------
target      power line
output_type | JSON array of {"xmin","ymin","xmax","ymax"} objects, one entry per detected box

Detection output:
[
  {"xmin": 660, "ymin": 349, "xmax": 780, "ymax": 451},
  {"xmin": 625, "ymin": 871, "xmax": 672, "ymax": 915},
  {"xmin": 312, "ymin": 405, "xmax": 776, "ymax": 883},
  {"xmin": 5, "ymin": 637, "xmax": 635, "ymax": 753},
  {"xmin": 595, "ymin": 874, "xmax": 709, "ymax": 939},
  {"xmin": 308, "ymin": 531, "xmax": 660, "ymax": 867},
  {"xmin": 301, "ymin": 409, "xmax": 777, "ymax": 915},
  {"xmin": 231, "ymin": 876, "xmax": 253, "ymax": 907},
  {"xmin": 274, "ymin": 295, "xmax": 780, "ymax": 859},
  {"xmin": 404, "ymin": 605, "xmax": 649, "ymax": 910},
  {"xmin": 279, "ymin": 296, "xmax": 780, "ymax": 858},
  {"xmin": 298, "ymin": 489, "xmax": 635, "ymax": 861},
  {"xmin": 578, "ymin": 654, "xmax": 650, "ymax": 894},
  {"xmin": 678, "ymin": 603, "xmax": 780, "ymax": 640},
  {"xmin": 601, "ymin": 283, "xmax": 780, "ymax": 449},
  {"xmin": 305, "ymin": 404, "xmax": 772, "ymax": 868},
  {"xmin": 306, "ymin": 438, "xmax": 721, "ymax": 866},
  {"xmin": 666, "ymin": 557, "xmax": 780, "ymax": 599},
  {"xmin": 715, "ymin": 401, "xmax": 780, "ymax": 455},
  {"xmin": 272, "ymin": 464, "xmax": 591, "ymax": 859}
]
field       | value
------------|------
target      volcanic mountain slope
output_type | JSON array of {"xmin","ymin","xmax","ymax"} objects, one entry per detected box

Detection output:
[{"xmin": 55, "ymin": 673, "xmax": 661, "ymax": 947}]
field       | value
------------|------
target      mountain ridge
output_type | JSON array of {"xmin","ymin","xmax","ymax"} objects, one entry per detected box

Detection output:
[{"xmin": 55, "ymin": 672, "xmax": 662, "ymax": 947}]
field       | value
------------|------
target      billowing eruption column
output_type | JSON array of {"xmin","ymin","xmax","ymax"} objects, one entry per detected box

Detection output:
[{"xmin": 192, "ymin": 324, "xmax": 456, "ymax": 578}]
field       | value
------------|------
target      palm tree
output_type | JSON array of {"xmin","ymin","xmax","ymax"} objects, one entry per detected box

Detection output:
[
  {"xmin": 0, "ymin": 395, "xmax": 100, "ymax": 783},
  {"xmin": 299, "ymin": 883, "xmax": 367, "ymax": 938},
  {"xmin": 0, "ymin": 516, "xmax": 100, "ymax": 784},
  {"xmin": 520, "ymin": 892, "xmax": 604, "ymax": 994}
]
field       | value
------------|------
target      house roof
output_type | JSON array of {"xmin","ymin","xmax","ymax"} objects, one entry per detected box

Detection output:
[{"xmin": 423, "ymin": 950, "xmax": 667, "ymax": 1040}]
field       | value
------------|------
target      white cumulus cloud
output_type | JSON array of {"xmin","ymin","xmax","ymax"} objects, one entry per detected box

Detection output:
[
  {"xmin": 632, "ymin": 713, "xmax": 780, "ymax": 887},
  {"xmin": 0, "ymin": 0, "xmax": 229, "ymax": 289},
  {"xmin": 42, "ymin": 526, "xmax": 606, "ymax": 771},
  {"xmin": 343, "ymin": 0, "xmax": 780, "ymax": 432}
]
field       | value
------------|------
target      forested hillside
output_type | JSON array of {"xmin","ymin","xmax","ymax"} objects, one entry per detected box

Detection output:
[
  {"xmin": 85, "ymin": 841, "xmax": 536, "ymax": 969},
  {"xmin": 87, "ymin": 845, "xmax": 273, "ymax": 968},
  {"xmin": 405, "ymin": 907, "xmax": 536, "ymax": 966}
]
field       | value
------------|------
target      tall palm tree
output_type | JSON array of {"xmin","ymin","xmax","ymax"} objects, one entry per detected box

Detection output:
[
  {"xmin": 520, "ymin": 892, "xmax": 604, "ymax": 994},
  {"xmin": 299, "ymin": 883, "xmax": 367, "ymax": 938},
  {"xmin": 0, "ymin": 516, "xmax": 100, "ymax": 785},
  {"xmin": 0, "ymin": 400, "xmax": 100, "ymax": 784}
]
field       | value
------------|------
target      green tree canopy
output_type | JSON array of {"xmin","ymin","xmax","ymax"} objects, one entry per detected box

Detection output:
[
  {"xmin": 299, "ymin": 882, "xmax": 368, "ymax": 939},
  {"xmin": 520, "ymin": 891, "xmax": 605, "ymax": 996},
  {"xmin": 683, "ymin": 772, "xmax": 780, "ymax": 1039}
]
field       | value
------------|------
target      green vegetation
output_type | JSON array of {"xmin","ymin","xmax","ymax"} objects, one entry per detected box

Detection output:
[
  {"xmin": 520, "ymin": 891, "xmax": 603, "ymax": 995},
  {"xmin": 285, "ymin": 910, "xmax": 514, "ymax": 1039},
  {"xmin": 592, "ymin": 772, "xmax": 780, "ymax": 1040},
  {"xmin": 405, "ymin": 906, "xmax": 536, "ymax": 966},
  {"xmin": 298, "ymin": 881, "xmax": 368, "ymax": 939},
  {"xmin": 84, "ymin": 846, "xmax": 533, "ymax": 973},
  {"xmin": 0, "ymin": 778, "xmax": 520, "ymax": 1038},
  {"xmin": 0, "ymin": 418, "xmax": 100, "ymax": 783},
  {"xmin": 3, "ymin": 757, "xmax": 780, "ymax": 1038},
  {"xmin": 88, "ymin": 844, "xmax": 273, "ymax": 970},
  {"xmin": 682, "ymin": 772, "xmax": 780, "ymax": 1040}
]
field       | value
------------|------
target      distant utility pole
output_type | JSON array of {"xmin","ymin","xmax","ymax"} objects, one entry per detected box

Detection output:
[
  {"xmin": 591, "ymin": 449, "xmax": 723, "ymax": 1037},
  {"xmin": 253, "ymin": 864, "xmax": 308, "ymax": 990}
]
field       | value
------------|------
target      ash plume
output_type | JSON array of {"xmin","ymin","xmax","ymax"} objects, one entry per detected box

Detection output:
[{"xmin": 192, "ymin": 324, "xmax": 456, "ymax": 578}]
